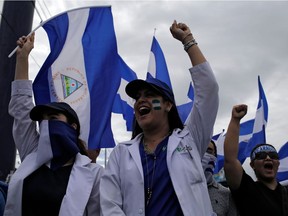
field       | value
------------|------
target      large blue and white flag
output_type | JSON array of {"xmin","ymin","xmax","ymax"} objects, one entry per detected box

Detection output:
[
  {"xmin": 178, "ymin": 82, "xmax": 194, "ymax": 123},
  {"xmin": 213, "ymin": 76, "xmax": 268, "ymax": 173},
  {"xmin": 33, "ymin": 6, "xmax": 121, "ymax": 149},
  {"xmin": 213, "ymin": 119, "xmax": 255, "ymax": 173},
  {"xmin": 147, "ymin": 36, "xmax": 194, "ymax": 123},
  {"xmin": 112, "ymin": 56, "xmax": 137, "ymax": 131},
  {"xmin": 245, "ymin": 76, "xmax": 268, "ymax": 155},
  {"xmin": 277, "ymin": 142, "xmax": 288, "ymax": 184},
  {"xmin": 147, "ymin": 36, "xmax": 172, "ymax": 89}
]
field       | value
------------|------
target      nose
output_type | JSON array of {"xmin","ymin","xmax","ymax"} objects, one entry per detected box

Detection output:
[{"xmin": 135, "ymin": 94, "xmax": 148, "ymax": 104}]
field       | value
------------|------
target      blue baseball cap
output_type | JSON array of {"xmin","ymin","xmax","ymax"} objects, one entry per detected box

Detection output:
[{"xmin": 125, "ymin": 76, "xmax": 176, "ymax": 104}]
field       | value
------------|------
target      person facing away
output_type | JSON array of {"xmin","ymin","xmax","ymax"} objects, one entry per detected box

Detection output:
[
  {"xmin": 224, "ymin": 104, "xmax": 288, "ymax": 216},
  {"xmin": 100, "ymin": 20, "xmax": 219, "ymax": 216},
  {"xmin": 4, "ymin": 33, "xmax": 104, "ymax": 216},
  {"xmin": 202, "ymin": 140, "xmax": 239, "ymax": 216}
]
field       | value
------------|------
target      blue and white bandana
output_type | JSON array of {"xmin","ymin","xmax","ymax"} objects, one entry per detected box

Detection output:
[{"xmin": 250, "ymin": 144, "xmax": 277, "ymax": 160}]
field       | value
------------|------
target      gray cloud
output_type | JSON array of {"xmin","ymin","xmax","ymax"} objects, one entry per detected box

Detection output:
[{"xmin": 14, "ymin": 1, "xmax": 288, "ymax": 167}]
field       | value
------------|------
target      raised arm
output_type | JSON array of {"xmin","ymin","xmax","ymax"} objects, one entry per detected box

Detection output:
[
  {"xmin": 15, "ymin": 33, "xmax": 34, "ymax": 80},
  {"xmin": 8, "ymin": 33, "xmax": 38, "ymax": 160},
  {"xmin": 170, "ymin": 20, "xmax": 219, "ymax": 157},
  {"xmin": 224, "ymin": 104, "xmax": 248, "ymax": 190},
  {"xmin": 170, "ymin": 20, "xmax": 206, "ymax": 66}
]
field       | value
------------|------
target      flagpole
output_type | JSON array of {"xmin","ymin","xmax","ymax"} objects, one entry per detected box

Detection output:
[{"xmin": 8, "ymin": 5, "xmax": 112, "ymax": 58}]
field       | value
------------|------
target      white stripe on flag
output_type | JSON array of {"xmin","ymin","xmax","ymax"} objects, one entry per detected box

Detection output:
[
  {"xmin": 50, "ymin": 9, "xmax": 90, "ymax": 143},
  {"xmin": 253, "ymin": 101, "xmax": 266, "ymax": 134},
  {"xmin": 148, "ymin": 51, "xmax": 156, "ymax": 77},
  {"xmin": 279, "ymin": 157, "xmax": 288, "ymax": 172}
]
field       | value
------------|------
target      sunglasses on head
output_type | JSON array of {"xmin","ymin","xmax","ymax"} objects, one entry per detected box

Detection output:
[{"xmin": 254, "ymin": 151, "xmax": 279, "ymax": 160}]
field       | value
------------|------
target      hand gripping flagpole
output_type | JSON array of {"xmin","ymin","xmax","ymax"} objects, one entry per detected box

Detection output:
[{"xmin": 8, "ymin": 29, "xmax": 38, "ymax": 58}]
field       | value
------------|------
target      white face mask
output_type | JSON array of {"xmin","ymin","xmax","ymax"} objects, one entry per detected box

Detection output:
[{"xmin": 201, "ymin": 152, "xmax": 217, "ymax": 185}]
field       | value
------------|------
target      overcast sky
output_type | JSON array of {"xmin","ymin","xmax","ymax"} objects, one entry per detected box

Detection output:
[{"xmin": 3, "ymin": 0, "xmax": 288, "ymax": 168}]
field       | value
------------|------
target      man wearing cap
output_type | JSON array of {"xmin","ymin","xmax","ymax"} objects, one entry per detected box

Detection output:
[
  {"xmin": 5, "ymin": 33, "xmax": 103, "ymax": 216},
  {"xmin": 224, "ymin": 104, "xmax": 288, "ymax": 216},
  {"xmin": 100, "ymin": 21, "xmax": 219, "ymax": 215}
]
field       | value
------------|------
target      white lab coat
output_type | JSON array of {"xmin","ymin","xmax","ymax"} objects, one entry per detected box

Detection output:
[{"xmin": 5, "ymin": 80, "xmax": 103, "ymax": 216}]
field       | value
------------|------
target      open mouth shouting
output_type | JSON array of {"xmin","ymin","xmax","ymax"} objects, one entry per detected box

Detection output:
[{"xmin": 139, "ymin": 106, "xmax": 151, "ymax": 116}]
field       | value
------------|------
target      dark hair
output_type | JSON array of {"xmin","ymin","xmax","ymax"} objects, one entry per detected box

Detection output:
[
  {"xmin": 65, "ymin": 114, "xmax": 87, "ymax": 156},
  {"xmin": 210, "ymin": 140, "xmax": 217, "ymax": 157},
  {"xmin": 66, "ymin": 114, "xmax": 81, "ymax": 136}
]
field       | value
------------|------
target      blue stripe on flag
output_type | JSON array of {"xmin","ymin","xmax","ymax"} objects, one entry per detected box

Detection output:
[
  {"xmin": 246, "ymin": 76, "xmax": 268, "ymax": 156},
  {"xmin": 147, "ymin": 36, "xmax": 172, "ymax": 89},
  {"xmin": 112, "ymin": 56, "xmax": 137, "ymax": 131},
  {"xmin": 33, "ymin": 13, "xmax": 69, "ymax": 104},
  {"xmin": 146, "ymin": 36, "xmax": 195, "ymax": 123},
  {"xmin": 177, "ymin": 101, "xmax": 193, "ymax": 123},
  {"xmin": 277, "ymin": 142, "xmax": 288, "ymax": 182},
  {"xmin": 187, "ymin": 82, "xmax": 194, "ymax": 101}
]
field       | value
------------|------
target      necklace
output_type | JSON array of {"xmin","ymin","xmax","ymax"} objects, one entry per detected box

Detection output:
[
  {"xmin": 145, "ymin": 153, "xmax": 156, "ymax": 206},
  {"xmin": 143, "ymin": 132, "xmax": 171, "ymax": 154},
  {"xmin": 143, "ymin": 142, "xmax": 154, "ymax": 154}
]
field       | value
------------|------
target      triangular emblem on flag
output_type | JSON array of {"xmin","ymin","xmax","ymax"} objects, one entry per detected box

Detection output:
[{"xmin": 61, "ymin": 74, "xmax": 83, "ymax": 98}]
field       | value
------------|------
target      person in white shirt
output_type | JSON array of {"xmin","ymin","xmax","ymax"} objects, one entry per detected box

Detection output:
[{"xmin": 100, "ymin": 20, "xmax": 219, "ymax": 216}]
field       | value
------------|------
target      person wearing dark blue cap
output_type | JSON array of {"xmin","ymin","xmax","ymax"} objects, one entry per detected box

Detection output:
[
  {"xmin": 5, "ymin": 33, "xmax": 103, "ymax": 216},
  {"xmin": 100, "ymin": 20, "xmax": 219, "ymax": 216},
  {"xmin": 224, "ymin": 104, "xmax": 288, "ymax": 216}
]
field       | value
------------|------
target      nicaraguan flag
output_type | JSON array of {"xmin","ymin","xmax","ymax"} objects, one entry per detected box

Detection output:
[
  {"xmin": 212, "ymin": 130, "xmax": 225, "ymax": 173},
  {"xmin": 112, "ymin": 56, "xmax": 137, "ymax": 131},
  {"xmin": 213, "ymin": 76, "xmax": 268, "ymax": 173},
  {"xmin": 245, "ymin": 76, "xmax": 268, "ymax": 155},
  {"xmin": 146, "ymin": 36, "xmax": 194, "ymax": 123},
  {"xmin": 33, "ymin": 6, "xmax": 121, "ymax": 149},
  {"xmin": 147, "ymin": 36, "xmax": 172, "ymax": 89},
  {"xmin": 277, "ymin": 142, "xmax": 288, "ymax": 184},
  {"xmin": 178, "ymin": 83, "xmax": 194, "ymax": 123}
]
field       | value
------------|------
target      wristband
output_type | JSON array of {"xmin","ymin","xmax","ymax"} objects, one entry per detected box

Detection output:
[
  {"xmin": 182, "ymin": 33, "xmax": 192, "ymax": 45},
  {"xmin": 184, "ymin": 39, "xmax": 198, "ymax": 52}
]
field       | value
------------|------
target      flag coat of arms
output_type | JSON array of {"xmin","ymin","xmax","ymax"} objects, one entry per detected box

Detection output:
[{"xmin": 33, "ymin": 6, "xmax": 121, "ymax": 149}]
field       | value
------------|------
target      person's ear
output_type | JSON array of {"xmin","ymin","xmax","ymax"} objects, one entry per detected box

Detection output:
[{"xmin": 165, "ymin": 102, "xmax": 173, "ymax": 112}]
